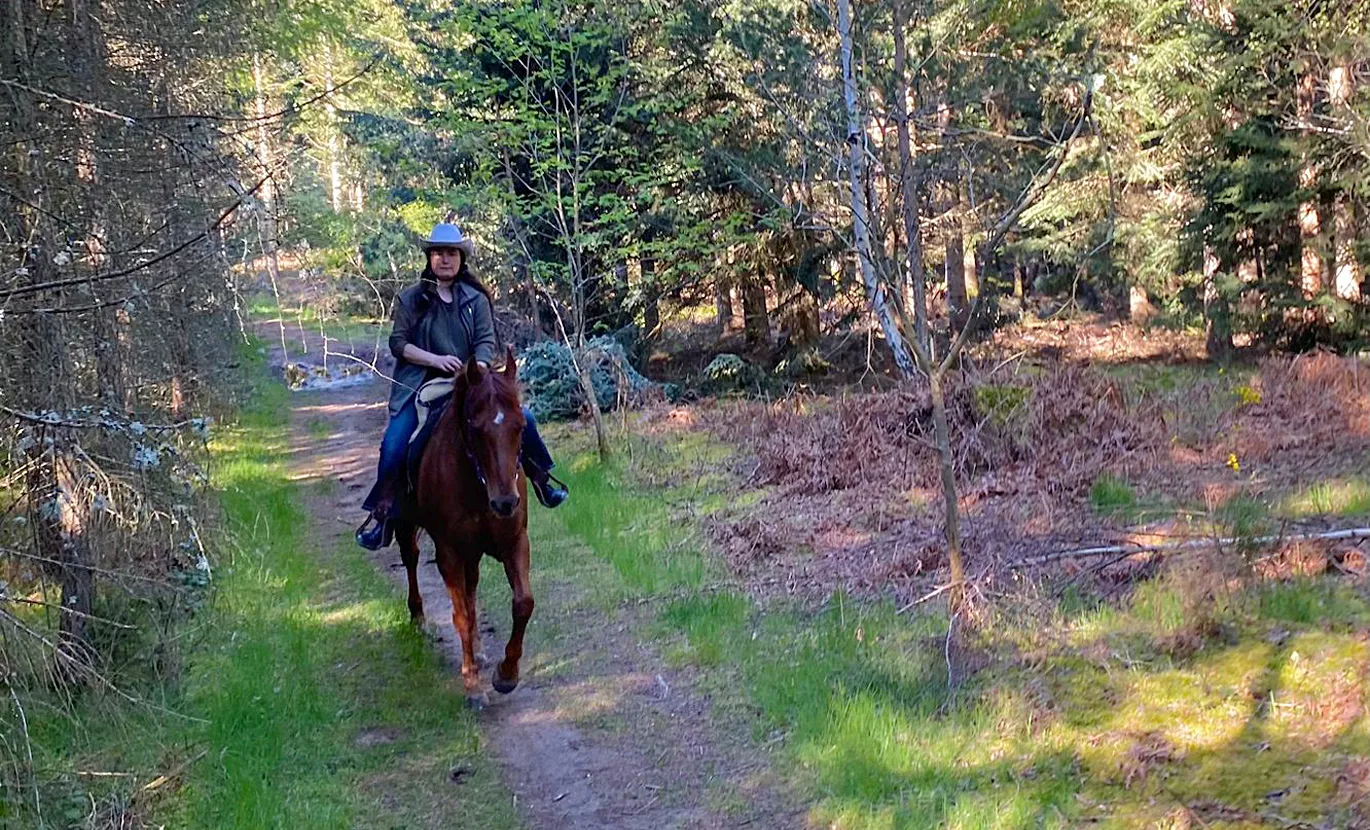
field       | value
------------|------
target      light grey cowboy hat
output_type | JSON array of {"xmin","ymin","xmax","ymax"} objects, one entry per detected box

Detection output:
[{"xmin": 421, "ymin": 222, "xmax": 475, "ymax": 257}]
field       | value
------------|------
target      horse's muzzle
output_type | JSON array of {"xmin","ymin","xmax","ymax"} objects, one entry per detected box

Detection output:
[{"xmin": 489, "ymin": 494, "xmax": 520, "ymax": 517}]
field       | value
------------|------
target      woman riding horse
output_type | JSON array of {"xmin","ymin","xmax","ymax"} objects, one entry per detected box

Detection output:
[{"xmin": 356, "ymin": 222, "xmax": 567, "ymax": 551}]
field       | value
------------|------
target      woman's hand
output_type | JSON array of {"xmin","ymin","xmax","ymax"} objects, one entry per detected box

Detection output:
[
  {"xmin": 429, "ymin": 354, "xmax": 463, "ymax": 375},
  {"xmin": 402, "ymin": 344, "xmax": 463, "ymax": 375}
]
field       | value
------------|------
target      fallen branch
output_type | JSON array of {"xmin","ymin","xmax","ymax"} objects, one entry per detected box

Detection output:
[
  {"xmin": 1018, "ymin": 527, "xmax": 1370, "ymax": 567},
  {"xmin": 896, "ymin": 581, "xmax": 954, "ymax": 614},
  {"xmin": 0, "ymin": 405, "xmax": 200, "ymax": 433}
]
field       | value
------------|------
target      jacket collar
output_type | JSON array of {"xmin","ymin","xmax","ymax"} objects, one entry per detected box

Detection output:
[{"xmin": 418, "ymin": 278, "xmax": 474, "ymax": 307}]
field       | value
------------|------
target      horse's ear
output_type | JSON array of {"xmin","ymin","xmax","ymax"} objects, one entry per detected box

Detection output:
[
  {"xmin": 503, "ymin": 345, "xmax": 517, "ymax": 382},
  {"xmin": 465, "ymin": 358, "xmax": 486, "ymax": 385}
]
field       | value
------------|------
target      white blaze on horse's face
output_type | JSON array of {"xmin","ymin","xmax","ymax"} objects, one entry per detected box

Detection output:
[{"xmin": 494, "ymin": 410, "xmax": 505, "ymax": 426}]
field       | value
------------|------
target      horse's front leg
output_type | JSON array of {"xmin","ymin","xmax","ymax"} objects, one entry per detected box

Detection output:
[
  {"xmin": 436, "ymin": 542, "xmax": 487, "ymax": 709},
  {"xmin": 493, "ymin": 531, "xmax": 534, "ymax": 695},
  {"xmin": 395, "ymin": 521, "xmax": 424, "ymax": 623}
]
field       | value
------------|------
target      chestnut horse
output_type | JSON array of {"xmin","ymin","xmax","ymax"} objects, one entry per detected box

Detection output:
[{"xmin": 393, "ymin": 347, "xmax": 533, "ymax": 708}]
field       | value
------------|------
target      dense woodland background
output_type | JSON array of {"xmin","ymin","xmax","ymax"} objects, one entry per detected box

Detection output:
[{"xmin": 2, "ymin": 0, "xmax": 1369, "ymax": 824}]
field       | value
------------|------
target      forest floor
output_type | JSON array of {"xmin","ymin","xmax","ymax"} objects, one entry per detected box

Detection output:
[{"xmin": 259, "ymin": 315, "xmax": 803, "ymax": 829}]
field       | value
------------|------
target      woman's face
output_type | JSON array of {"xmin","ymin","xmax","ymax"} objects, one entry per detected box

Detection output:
[{"xmin": 428, "ymin": 247, "xmax": 463, "ymax": 280}]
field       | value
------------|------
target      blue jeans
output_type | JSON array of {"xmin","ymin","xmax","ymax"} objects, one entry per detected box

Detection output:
[{"xmin": 363, "ymin": 402, "xmax": 554, "ymax": 513}]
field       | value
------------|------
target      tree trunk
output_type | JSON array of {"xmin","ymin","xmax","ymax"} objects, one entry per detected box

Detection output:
[
  {"xmin": 715, "ymin": 275, "xmax": 734, "ymax": 335},
  {"xmin": 69, "ymin": 0, "xmax": 128, "ymax": 410},
  {"xmin": 927, "ymin": 371, "xmax": 967, "ymax": 610},
  {"xmin": 944, "ymin": 163, "xmax": 970, "ymax": 330},
  {"xmin": 641, "ymin": 256, "xmax": 660, "ymax": 343},
  {"xmin": 892, "ymin": 0, "xmax": 928, "ymax": 350},
  {"xmin": 962, "ymin": 181, "xmax": 979, "ymax": 301},
  {"xmin": 1203, "ymin": 247, "xmax": 1233, "ymax": 360},
  {"xmin": 1329, "ymin": 65, "xmax": 1361, "ymax": 301},
  {"xmin": 252, "ymin": 51, "xmax": 284, "ymax": 347},
  {"xmin": 836, "ymin": 0, "xmax": 917, "ymax": 378},
  {"xmin": 567, "ymin": 248, "xmax": 610, "ymax": 462},
  {"xmin": 741, "ymin": 272, "xmax": 770, "ymax": 349},
  {"xmin": 1333, "ymin": 196, "xmax": 1362, "ymax": 301},
  {"xmin": 577, "ymin": 357, "xmax": 611, "ymax": 460},
  {"xmin": 1296, "ymin": 71, "xmax": 1326, "ymax": 297},
  {"xmin": 324, "ymin": 40, "xmax": 345, "ymax": 214},
  {"xmin": 946, "ymin": 217, "xmax": 968, "ymax": 324},
  {"xmin": 4, "ymin": 2, "xmax": 95, "ymax": 667}
]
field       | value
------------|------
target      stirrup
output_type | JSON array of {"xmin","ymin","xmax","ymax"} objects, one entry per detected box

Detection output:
[{"xmin": 355, "ymin": 515, "xmax": 394, "ymax": 550}]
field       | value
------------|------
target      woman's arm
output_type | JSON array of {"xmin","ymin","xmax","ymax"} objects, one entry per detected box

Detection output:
[
  {"xmin": 468, "ymin": 291, "xmax": 498, "ymax": 367},
  {"xmin": 388, "ymin": 292, "xmax": 417, "ymax": 361},
  {"xmin": 402, "ymin": 344, "xmax": 462, "ymax": 375}
]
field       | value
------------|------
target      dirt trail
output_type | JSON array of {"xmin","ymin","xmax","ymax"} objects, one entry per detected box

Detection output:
[{"xmin": 262, "ymin": 322, "xmax": 803, "ymax": 829}]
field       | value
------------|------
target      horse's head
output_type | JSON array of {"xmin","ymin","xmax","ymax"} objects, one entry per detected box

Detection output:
[{"xmin": 456, "ymin": 346, "xmax": 526, "ymax": 518}]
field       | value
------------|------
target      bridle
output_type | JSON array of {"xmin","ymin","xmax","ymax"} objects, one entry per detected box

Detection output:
[{"xmin": 456, "ymin": 386, "xmax": 522, "ymax": 496}]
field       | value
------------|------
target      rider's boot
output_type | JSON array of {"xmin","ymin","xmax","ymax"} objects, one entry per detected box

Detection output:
[{"xmin": 524, "ymin": 464, "xmax": 568, "ymax": 509}]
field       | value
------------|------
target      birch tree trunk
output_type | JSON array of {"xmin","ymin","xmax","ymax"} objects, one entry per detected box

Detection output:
[
  {"xmin": 324, "ymin": 40, "xmax": 345, "ymax": 214},
  {"xmin": 1330, "ymin": 65, "xmax": 1362, "ymax": 301},
  {"xmin": 837, "ymin": 0, "xmax": 917, "ymax": 378}
]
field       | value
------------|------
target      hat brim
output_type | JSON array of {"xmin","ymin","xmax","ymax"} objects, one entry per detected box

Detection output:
[{"xmin": 421, "ymin": 238, "xmax": 475, "ymax": 257}]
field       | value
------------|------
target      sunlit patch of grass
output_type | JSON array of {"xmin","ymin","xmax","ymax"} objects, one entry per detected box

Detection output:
[
  {"xmin": 247, "ymin": 294, "xmax": 386, "ymax": 345},
  {"xmin": 553, "ymin": 453, "xmax": 713, "ymax": 597},
  {"xmin": 1280, "ymin": 476, "xmax": 1370, "ymax": 518},
  {"xmin": 307, "ymin": 417, "xmax": 332, "ymax": 439},
  {"xmin": 1215, "ymin": 494, "xmax": 1272, "ymax": 556},
  {"xmin": 659, "ymin": 593, "xmax": 749, "ymax": 666}
]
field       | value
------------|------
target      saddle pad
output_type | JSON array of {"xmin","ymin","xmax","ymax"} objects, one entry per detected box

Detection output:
[
  {"xmin": 411, "ymin": 377, "xmax": 455, "ymax": 443},
  {"xmin": 405, "ymin": 377, "xmax": 455, "ymax": 490}
]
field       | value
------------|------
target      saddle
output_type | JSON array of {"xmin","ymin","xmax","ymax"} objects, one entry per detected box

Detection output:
[{"xmin": 405, "ymin": 377, "xmax": 455, "ymax": 492}]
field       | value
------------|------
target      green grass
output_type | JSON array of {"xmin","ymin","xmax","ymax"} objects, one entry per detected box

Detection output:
[
  {"xmin": 3, "ymin": 341, "xmax": 517, "ymax": 830},
  {"xmin": 307, "ymin": 417, "xmax": 333, "ymax": 440},
  {"xmin": 543, "ymin": 429, "xmax": 1370, "ymax": 829},
  {"xmin": 1280, "ymin": 476, "xmax": 1370, "ymax": 519},
  {"xmin": 1089, "ymin": 474, "xmax": 1136, "ymax": 516},
  {"xmin": 248, "ymin": 295, "xmax": 385, "ymax": 347},
  {"xmin": 553, "ymin": 451, "xmax": 714, "ymax": 599}
]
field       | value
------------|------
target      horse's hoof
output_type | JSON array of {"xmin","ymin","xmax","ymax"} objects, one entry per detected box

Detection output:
[
  {"xmin": 493, "ymin": 665, "xmax": 519, "ymax": 695},
  {"xmin": 409, "ymin": 612, "xmax": 425, "ymax": 627},
  {"xmin": 466, "ymin": 692, "xmax": 489, "ymax": 711}
]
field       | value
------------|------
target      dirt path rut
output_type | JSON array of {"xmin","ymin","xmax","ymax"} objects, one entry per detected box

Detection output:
[{"xmin": 267, "ymin": 328, "xmax": 803, "ymax": 830}]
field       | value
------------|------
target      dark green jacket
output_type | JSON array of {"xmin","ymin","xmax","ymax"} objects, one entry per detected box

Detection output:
[{"xmin": 387, "ymin": 279, "xmax": 497, "ymax": 415}]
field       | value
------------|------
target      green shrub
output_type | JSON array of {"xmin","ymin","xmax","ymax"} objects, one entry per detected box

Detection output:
[
  {"xmin": 972, "ymin": 383, "xmax": 1031, "ymax": 428},
  {"xmin": 700, "ymin": 353, "xmax": 764, "ymax": 395},
  {"xmin": 519, "ymin": 337, "xmax": 672, "ymax": 421}
]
